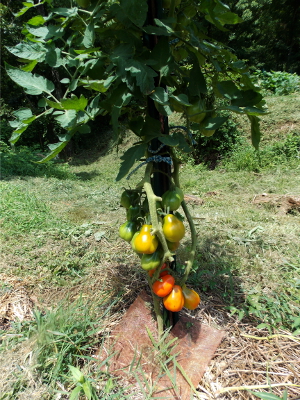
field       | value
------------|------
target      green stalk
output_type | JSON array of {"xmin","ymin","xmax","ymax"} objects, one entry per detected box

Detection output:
[
  {"xmin": 171, "ymin": 152, "xmax": 197, "ymax": 286},
  {"xmin": 143, "ymin": 163, "xmax": 174, "ymax": 267}
]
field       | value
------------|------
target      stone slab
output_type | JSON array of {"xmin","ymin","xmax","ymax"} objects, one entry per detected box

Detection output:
[{"xmin": 99, "ymin": 291, "xmax": 225, "ymax": 400}]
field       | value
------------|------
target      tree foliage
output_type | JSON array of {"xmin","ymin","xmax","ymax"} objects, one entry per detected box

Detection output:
[{"xmin": 4, "ymin": 0, "xmax": 267, "ymax": 179}]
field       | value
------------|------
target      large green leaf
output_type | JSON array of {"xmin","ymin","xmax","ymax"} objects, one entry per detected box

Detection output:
[
  {"xmin": 248, "ymin": 115, "xmax": 261, "ymax": 150},
  {"xmin": 125, "ymin": 60, "xmax": 157, "ymax": 94},
  {"xmin": 217, "ymin": 80, "xmax": 241, "ymax": 100},
  {"xmin": 83, "ymin": 23, "xmax": 95, "ymax": 48},
  {"xmin": 150, "ymin": 87, "xmax": 169, "ymax": 105},
  {"xmin": 54, "ymin": 110, "xmax": 77, "ymax": 128},
  {"xmin": 151, "ymin": 37, "xmax": 172, "ymax": 76},
  {"xmin": 231, "ymin": 90, "xmax": 262, "ymax": 107},
  {"xmin": 5, "ymin": 63, "xmax": 54, "ymax": 95},
  {"xmin": 60, "ymin": 95, "xmax": 88, "ymax": 112},
  {"xmin": 37, "ymin": 137, "xmax": 74, "ymax": 163},
  {"xmin": 116, "ymin": 142, "xmax": 148, "ymax": 181},
  {"xmin": 201, "ymin": 116, "xmax": 228, "ymax": 130},
  {"xmin": 6, "ymin": 42, "xmax": 46, "ymax": 61},
  {"xmin": 189, "ymin": 59, "xmax": 207, "ymax": 96},
  {"xmin": 120, "ymin": 0, "xmax": 148, "ymax": 27}
]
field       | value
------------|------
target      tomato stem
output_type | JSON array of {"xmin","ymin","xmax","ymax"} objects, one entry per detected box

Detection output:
[{"xmin": 171, "ymin": 151, "xmax": 197, "ymax": 286}]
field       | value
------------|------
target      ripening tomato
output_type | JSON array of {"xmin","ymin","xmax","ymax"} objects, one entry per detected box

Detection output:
[
  {"xmin": 166, "ymin": 239, "xmax": 180, "ymax": 252},
  {"xmin": 162, "ymin": 187, "xmax": 184, "ymax": 211},
  {"xmin": 163, "ymin": 285, "xmax": 184, "ymax": 312},
  {"xmin": 141, "ymin": 251, "xmax": 161, "ymax": 271},
  {"xmin": 132, "ymin": 224, "xmax": 158, "ymax": 254},
  {"xmin": 148, "ymin": 263, "xmax": 168, "ymax": 277},
  {"xmin": 163, "ymin": 214, "xmax": 185, "ymax": 243},
  {"xmin": 119, "ymin": 221, "xmax": 137, "ymax": 242},
  {"xmin": 152, "ymin": 274, "xmax": 175, "ymax": 297},
  {"xmin": 182, "ymin": 286, "xmax": 201, "ymax": 310}
]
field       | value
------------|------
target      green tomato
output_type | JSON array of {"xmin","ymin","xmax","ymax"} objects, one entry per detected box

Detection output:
[
  {"xmin": 119, "ymin": 221, "xmax": 137, "ymax": 242},
  {"xmin": 202, "ymin": 130, "xmax": 215, "ymax": 137},
  {"xmin": 162, "ymin": 187, "xmax": 184, "ymax": 211},
  {"xmin": 126, "ymin": 205, "xmax": 140, "ymax": 221},
  {"xmin": 141, "ymin": 250, "xmax": 162, "ymax": 271},
  {"xmin": 186, "ymin": 103, "xmax": 206, "ymax": 123},
  {"xmin": 120, "ymin": 190, "xmax": 139, "ymax": 208}
]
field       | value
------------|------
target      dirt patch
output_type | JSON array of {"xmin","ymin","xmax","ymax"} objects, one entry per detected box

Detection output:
[{"xmin": 252, "ymin": 194, "xmax": 300, "ymax": 215}]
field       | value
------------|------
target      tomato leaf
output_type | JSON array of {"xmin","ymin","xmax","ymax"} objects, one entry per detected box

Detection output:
[
  {"xmin": 116, "ymin": 142, "xmax": 147, "ymax": 181},
  {"xmin": 247, "ymin": 115, "xmax": 261, "ymax": 150}
]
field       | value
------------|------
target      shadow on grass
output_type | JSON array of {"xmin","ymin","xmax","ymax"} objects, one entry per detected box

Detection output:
[{"xmin": 1, "ymin": 148, "xmax": 77, "ymax": 181}]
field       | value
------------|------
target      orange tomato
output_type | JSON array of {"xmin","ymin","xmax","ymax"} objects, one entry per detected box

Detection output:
[
  {"xmin": 182, "ymin": 286, "xmax": 200, "ymax": 310},
  {"xmin": 152, "ymin": 274, "xmax": 175, "ymax": 297},
  {"xmin": 163, "ymin": 285, "xmax": 184, "ymax": 312}
]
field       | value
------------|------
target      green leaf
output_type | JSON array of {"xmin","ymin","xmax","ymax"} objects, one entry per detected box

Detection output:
[
  {"xmin": 60, "ymin": 95, "xmax": 88, "ymax": 111},
  {"xmin": 244, "ymin": 106, "xmax": 268, "ymax": 116},
  {"xmin": 125, "ymin": 60, "xmax": 157, "ymax": 94},
  {"xmin": 5, "ymin": 63, "xmax": 54, "ymax": 95},
  {"xmin": 69, "ymin": 365, "xmax": 85, "ymax": 383},
  {"xmin": 69, "ymin": 386, "xmax": 82, "ymax": 400},
  {"xmin": 248, "ymin": 115, "xmax": 261, "ymax": 150},
  {"xmin": 27, "ymin": 15, "xmax": 46, "ymax": 26},
  {"xmin": 77, "ymin": 124, "xmax": 91, "ymax": 134},
  {"xmin": 37, "ymin": 136, "xmax": 74, "ymax": 163},
  {"xmin": 14, "ymin": 1, "xmax": 35, "ymax": 17},
  {"xmin": 150, "ymin": 87, "xmax": 169, "ymax": 105},
  {"xmin": 82, "ymin": 381, "xmax": 92, "ymax": 400},
  {"xmin": 140, "ymin": 116, "xmax": 161, "ymax": 141},
  {"xmin": 155, "ymin": 103, "xmax": 173, "ymax": 116},
  {"xmin": 189, "ymin": 59, "xmax": 207, "ymax": 96},
  {"xmin": 6, "ymin": 42, "xmax": 46, "ymax": 61},
  {"xmin": 52, "ymin": 7, "xmax": 78, "ymax": 17},
  {"xmin": 116, "ymin": 143, "xmax": 147, "ymax": 181},
  {"xmin": 231, "ymin": 90, "xmax": 263, "ymax": 107},
  {"xmin": 170, "ymin": 94, "xmax": 190, "ymax": 106},
  {"xmin": 201, "ymin": 116, "xmax": 228, "ymax": 130},
  {"xmin": 120, "ymin": 0, "xmax": 148, "ymax": 27},
  {"xmin": 151, "ymin": 37, "xmax": 172, "ymax": 76},
  {"xmin": 45, "ymin": 47, "xmax": 64, "ymax": 68},
  {"xmin": 54, "ymin": 110, "xmax": 77, "ymax": 128},
  {"xmin": 21, "ymin": 60, "xmax": 38, "ymax": 72},
  {"xmin": 249, "ymin": 391, "xmax": 284, "ymax": 400},
  {"xmin": 217, "ymin": 81, "xmax": 241, "ymax": 100},
  {"xmin": 45, "ymin": 99, "xmax": 64, "ymax": 110},
  {"xmin": 83, "ymin": 23, "xmax": 95, "ymax": 48}
]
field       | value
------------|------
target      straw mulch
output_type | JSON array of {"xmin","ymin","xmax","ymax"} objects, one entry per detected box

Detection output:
[{"xmin": 0, "ymin": 265, "xmax": 299, "ymax": 400}]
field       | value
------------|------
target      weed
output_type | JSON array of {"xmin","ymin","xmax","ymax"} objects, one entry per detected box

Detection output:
[{"xmin": 252, "ymin": 70, "xmax": 300, "ymax": 95}]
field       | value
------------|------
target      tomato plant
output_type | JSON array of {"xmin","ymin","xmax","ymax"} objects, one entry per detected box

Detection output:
[
  {"xmin": 132, "ymin": 225, "xmax": 158, "ymax": 254},
  {"xmin": 119, "ymin": 221, "xmax": 137, "ymax": 243},
  {"xmin": 152, "ymin": 274, "xmax": 175, "ymax": 297},
  {"xmin": 163, "ymin": 285, "xmax": 185, "ymax": 312},
  {"xmin": 120, "ymin": 190, "xmax": 139, "ymax": 209},
  {"xmin": 163, "ymin": 214, "xmax": 185, "ymax": 243},
  {"xmin": 126, "ymin": 205, "xmax": 140, "ymax": 221},
  {"xmin": 182, "ymin": 286, "xmax": 201, "ymax": 310}
]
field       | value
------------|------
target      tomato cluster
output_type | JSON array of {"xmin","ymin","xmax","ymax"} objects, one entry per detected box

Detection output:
[{"xmin": 118, "ymin": 185, "xmax": 200, "ymax": 313}]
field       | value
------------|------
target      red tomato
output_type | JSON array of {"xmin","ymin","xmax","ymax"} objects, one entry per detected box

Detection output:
[
  {"xmin": 148, "ymin": 263, "xmax": 168, "ymax": 277},
  {"xmin": 152, "ymin": 274, "xmax": 175, "ymax": 297},
  {"xmin": 182, "ymin": 286, "xmax": 200, "ymax": 310},
  {"xmin": 163, "ymin": 285, "xmax": 184, "ymax": 312}
]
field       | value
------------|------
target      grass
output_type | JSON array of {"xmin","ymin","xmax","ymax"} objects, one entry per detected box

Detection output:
[{"xmin": 0, "ymin": 93, "xmax": 299, "ymax": 399}]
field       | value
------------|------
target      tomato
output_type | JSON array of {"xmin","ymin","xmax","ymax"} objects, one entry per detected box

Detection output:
[
  {"xmin": 132, "ymin": 224, "xmax": 158, "ymax": 254},
  {"xmin": 163, "ymin": 285, "xmax": 184, "ymax": 312},
  {"xmin": 141, "ymin": 251, "xmax": 161, "ymax": 271},
  {"xmin": 186, "ymin": 103, "xmax": 206, "ymax": 123},
  {"xmin": 162, "ymin": 187, "xmax": 184, "ymax": 211},
  {"xmin": 182, "ymin": 286, "xmax": 201, "ymax": 310},
  {"xmin": 163, "ymin": 214, "xmax": 185, "ymax": 243},
  {"xmin": 152, "ymin": 274, "xmax": 175, "ymax": 297},
  {"xmin": 126, "ymin": 205, "xmax": 140, "ymax": 221},
  {"xmin": 201, "ymin": 129, "xmax": 215, "ymax": 137},
  {"xmin": 119, "ymin": 221, "xmax": 137, "ymax": 242},
  {"xmin": 120, "ymin": 190, "xmax": 139, "ymax": 209},
  {"xmin": 166, "ymin": 240, "xmax": 180, "ymax": 252},
  {"xmin": 148, "ymin": 263, "xmax": 168, "ymax": 277}
]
